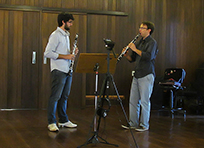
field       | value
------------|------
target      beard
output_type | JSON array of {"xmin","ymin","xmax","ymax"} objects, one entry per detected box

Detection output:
[{"xmin": 64, "ymin": 24, "xmax": 70, "ymax": 31}]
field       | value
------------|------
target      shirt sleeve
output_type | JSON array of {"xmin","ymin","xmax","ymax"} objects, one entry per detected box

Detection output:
[
  {"xmin": 44, "ymin": 32, "xmax": 59, "ymax": 60},
  {"xmin": 141, "ymin": 40, "xmax": 157, "ymax": 61},
  {"xmin": 130, "ymin": 50, "xmax": 137, "ymax": 62}
]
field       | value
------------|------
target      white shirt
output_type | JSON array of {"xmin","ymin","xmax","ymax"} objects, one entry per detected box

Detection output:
[{"xmin": 44, "ymin": 27, "xmax": 71, "ymax": 73}]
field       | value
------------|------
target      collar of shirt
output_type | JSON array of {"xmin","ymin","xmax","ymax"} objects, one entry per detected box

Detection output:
[
  {"xmin": 142, "ymin": 35, "xmax": 151, "ymax": 43},
  {"xmin": 57, "ymin": 27, "xmax": 70, "ymax": 36}
]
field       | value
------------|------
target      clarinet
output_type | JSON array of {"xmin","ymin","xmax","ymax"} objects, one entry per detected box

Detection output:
[
  {"xmin": 117, "ymin": 34, "xmax": 140, "ymax": 63},
  {"xmin": 68, "ymin": 34, "xmax": 78, "ymax": 75}
]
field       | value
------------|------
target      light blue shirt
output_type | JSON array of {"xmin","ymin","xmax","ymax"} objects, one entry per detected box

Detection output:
[{"xmin": 44, "ymin": 27, "xmax": 71, "ymax": 73}]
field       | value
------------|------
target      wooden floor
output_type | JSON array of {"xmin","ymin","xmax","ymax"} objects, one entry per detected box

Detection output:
[{"xmin": 1, "ymin": 106, "xmax": 204, "ymax": 148}]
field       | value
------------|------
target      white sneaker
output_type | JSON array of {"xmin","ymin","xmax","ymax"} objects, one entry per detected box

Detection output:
[
  {"xmin": 121, "ymin": 124, "xmax": 136, "ymax": 130},
  {"xmin": 58, "ymin": 121, "xmax": 77, "ymax": 128},
  {"xmin": 48, "ymin": 123, "xmax": 59, "ymax": 132},
  {"xmin": 135, "ymin": 126, "xmax": 149, "ymax": 132}
]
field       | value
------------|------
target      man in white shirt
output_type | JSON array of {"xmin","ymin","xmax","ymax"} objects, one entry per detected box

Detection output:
[{"xmin": 44, "ymin": 13, "xmax": 78, "ymax": 132}]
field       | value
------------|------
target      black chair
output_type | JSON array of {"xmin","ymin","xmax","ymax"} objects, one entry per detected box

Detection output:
[{"xmin": 159, "ymin": 68, "xmax": 186, "ymax": 118}]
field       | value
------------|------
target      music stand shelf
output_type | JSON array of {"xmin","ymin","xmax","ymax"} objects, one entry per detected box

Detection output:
[
  {"xmin": 75, "ymin": 53, "xmax": 117, "ymax": 74},
  {"xmin": 86, "ymin": 95, "xmax": 125, "ymax": 100}
]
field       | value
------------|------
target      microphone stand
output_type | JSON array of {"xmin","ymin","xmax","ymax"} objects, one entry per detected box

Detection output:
[{"xmin": 93, "ymin": 63, "xmax": 99, "ymax": 132}]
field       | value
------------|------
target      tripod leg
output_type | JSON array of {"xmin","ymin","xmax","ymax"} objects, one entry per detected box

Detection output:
[
  {"xmin": 110, "ymin": 74, "xmax": 139, "ymax": 148},
  {"xmin": 78, "ymin": 74, "xmax": 118, "ymax": 148},
  {"xmin": 97, "ymin": 135, "xmax": 119, "ymax": 147}
]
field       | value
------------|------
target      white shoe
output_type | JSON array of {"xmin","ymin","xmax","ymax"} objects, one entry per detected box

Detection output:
[
  {"xmin": 135, "ymin": 126, "xmax": 149, "ymax": 132},
  {"xmin": 48, "ymin": 123, "xmax": 59, "ymax": 132},
  {"xmin": 121, "ymin": 124, "xmax": 136, "ymax": 130},
  {"xmin": 58, "ymin": 121, "xmax": 77, "ymax": 128}
]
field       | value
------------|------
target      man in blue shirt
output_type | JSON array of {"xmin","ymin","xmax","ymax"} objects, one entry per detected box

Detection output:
[
  {"xmin": 122, "ymin": 21, "xmax": 158, "ymax": 131},
  {"xmin": 44, "ymin": 13, "xmax": 78, "ymax": 132}
]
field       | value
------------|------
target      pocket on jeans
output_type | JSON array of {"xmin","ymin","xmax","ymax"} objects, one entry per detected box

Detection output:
[{"xmin": 146, "ymin": 74, "xmax": 154, "ymax": 85}]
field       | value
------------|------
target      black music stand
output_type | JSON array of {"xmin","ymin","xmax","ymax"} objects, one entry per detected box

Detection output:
[
  {"xmin": 76, "ymin": 51, "xmax": 138, "ymax": 148},
  {"xmin": 76, "ymin": 53, "xmax": 117, "ymax": 131},
  {"xmin": 76, "ymin": 53, "xmax": 119, "ymax": 147},
  {"xmin": 76, "ymin": 53, "xmax": 117, "ymax": 132}
]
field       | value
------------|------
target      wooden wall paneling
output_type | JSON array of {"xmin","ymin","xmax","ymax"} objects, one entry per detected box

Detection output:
[
  {"xmin": 155, "ymin": 0, "xmax": 167, "ymax": 75},
  {"xmin": 180, "ymin": 0, "xmax": 204, "ymax": 83},
  {"xmin": 42, "ymin": 0, "xmax": 62, "ymax": 8},
  {"xmin": 7, "ymin": 11, "xmax": 23, "ymax": 108},
  {"xmin": 0, "ymin": 0, "xmax": 11, "ymax": 5},
  {"xmin": 0, "ymin": 0, "xmax": 42, "ymax": 6},
  {"xmin": 107, "ymin": 16, "xmax": 116, "ymax": 42},
  {"xmin": 72, "ymin": 0, "xmax": 88, "ymax": 9},
  {"xmin": 192, "ymin": 0, "xmax": 203, "ymax": 73},
  {"xmin": 0, "ymin": 3, "xmax": 128, "ymax": 17},
  {"xmin": 175, "ymin": 0, "xmax": 188, "ymax": 83},
  {"xmin": 110, "ymin": 0, "xmax": 117, "ymax": 11},
  {"xmin": 199, "ymin": 0, "xmax": 204, "ymax": 66},
  {"xmin": 0, "ymin": 0, "xmax": 6, "ymax": 5},
  {"xmin": 119, "ymin": 0, "xmax": 128, "ymax": 12},
  {"xmin": 87, "ymin": 0, "xmax": 103, "ymax": 10},
  {"xmin": 159, "ymin": 1, "xmax": 173, "ymax": 69},
  {"xmin": 14, "ymin": 0, "xmax": 24, "ymax": 5},
  {"xmin": 97, "ymin": 0, "xmax": 117, "ymax": 11},
  {"xmin": 24, "ymin": 0, "xmax": 42, "ymax": 6},
  {"xmin": 115, "ymin": 0, "xmax": 121, "ymax": 11},
  {"xmin": 10, "ymin": 0, "xmax": 20, "ymax": 5},
  {"xmin": 177, "ymin": 0, "xmax": 190, "ymax": 82},
  {"xmin": 102, "ymin": 0, "xmax": 109, "ymax": 10},
  {"xmin": 62, "ymin": 0, "xmax": 75, "ymax": 9},
  {"xmin": 176, "ymin": 0, "xmax": 184, "ymax": 67},
  {"xmin": 24, "ymin": 0, "xmax": 35, "ymax": 6},
  {"xmin": 0, "ymin": 0, "xmax": 5, "ymax": 4},
  {"xmin": 21, "ymin": 11, "xmax": 40, "ymax": 108},
  {"xmin": 87, "ymin": 15, "xmax": 108, "ymax": 53},
  {"xmin": 0, "ymin": 10, "xmax": 9, "ymax": 108}
]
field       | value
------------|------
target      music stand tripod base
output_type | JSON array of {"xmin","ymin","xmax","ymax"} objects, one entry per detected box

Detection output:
[
  {"xmin": 77, "ymin": 131, "xmax": 118, "ymax": 148},
  {"xmin": 76, "ymin": 53, "xmax": 118, "ymax": 147}
]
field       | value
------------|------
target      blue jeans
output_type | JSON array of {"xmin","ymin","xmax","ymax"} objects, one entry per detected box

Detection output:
[
  {"xmin": 129, "ymin": 74, "xmax": 154, "ymax": 129},
  {"xmin": 47, "ymin": 70, "xmax": 72, "ymax": 124}
]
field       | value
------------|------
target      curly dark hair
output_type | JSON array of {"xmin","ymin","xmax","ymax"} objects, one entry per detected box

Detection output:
[{"xmin": 57, "ymin": 12, "xmax": 74, "ymax": 27}]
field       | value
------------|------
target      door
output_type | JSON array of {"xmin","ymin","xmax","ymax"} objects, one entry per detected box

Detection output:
[{"xmin": 0, "ymin": 10, "xmax": 40, "ymax": 108}]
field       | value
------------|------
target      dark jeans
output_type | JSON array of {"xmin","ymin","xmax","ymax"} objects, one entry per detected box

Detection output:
[{"xmin": 47, "ymin": 70, "xmax": 72, "ymax": 124}]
